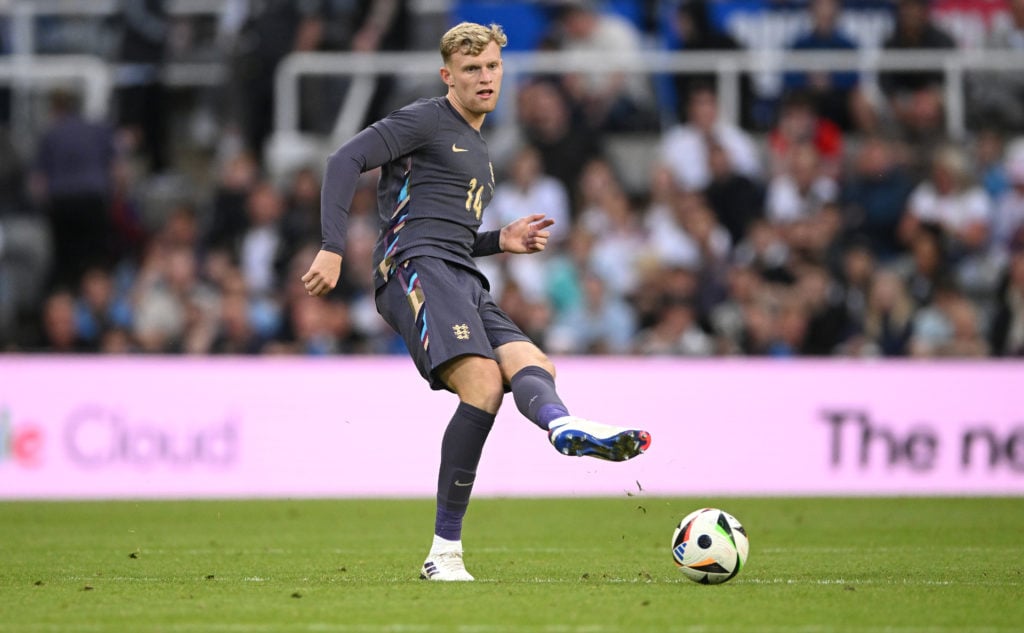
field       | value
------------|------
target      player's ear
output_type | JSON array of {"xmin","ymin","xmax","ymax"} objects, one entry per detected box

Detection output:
[{"xmin": 439, "ymin": 66, "xmax": 452, "ymax": 86}]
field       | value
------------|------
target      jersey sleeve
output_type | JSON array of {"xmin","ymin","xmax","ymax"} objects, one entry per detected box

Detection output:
[
  {"xmin": 319, "ymin": 126, "xmax": 392, "ymax": 255},
  {"xmin": 470, "ymin": 230, "xmax": 502, "ymax": 257},
  {"xmin": 320, "ymin": 100, "xmax": 441, "ymax": 255}
]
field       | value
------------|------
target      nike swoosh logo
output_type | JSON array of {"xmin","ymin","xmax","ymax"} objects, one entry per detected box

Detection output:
[
  {"xmin": 454, "ymin": 480, "xmax": 474, "ymax": 487},
  {"xmin": 451, "ymin": 144, "xmax": 469, "ymax": 153}
]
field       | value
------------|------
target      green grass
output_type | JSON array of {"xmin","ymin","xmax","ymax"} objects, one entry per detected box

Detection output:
[{"xmin": 1, "ymin": 497, "xmax": 1022, "ymax": 632}]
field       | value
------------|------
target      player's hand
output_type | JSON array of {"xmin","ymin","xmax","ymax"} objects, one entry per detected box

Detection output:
[
  {"xmin": 500, "ymin": 214, "xmax": 556, "ymax": 254},
  {"xmin": 301, "ymin": 250, "xmax": 343, "ymax": 297}
]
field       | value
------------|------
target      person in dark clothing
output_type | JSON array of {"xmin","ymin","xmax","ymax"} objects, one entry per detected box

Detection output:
[
  {"xmin": 30, "ymin": 90, "xmax": 117, "ymax": 290},
  {"xmin": 300, "ymin": 22, "xmax": 650, "ymax": 582},
  {"xmin": 116, "ymin": 0, "xmax": 170, "ymax": 173},
  {"xmin": 703, "ymin": 140, "xmax": 764, "ymax": 245},
  {"xmin": 879, "ymin": 0, "xmax": 957, "ymax": 139},
  {"xmin": 669, "ymin": 0, "xmax": 756, "ymax": 127}
]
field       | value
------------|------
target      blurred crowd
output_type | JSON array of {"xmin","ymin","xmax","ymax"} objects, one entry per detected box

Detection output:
[{"xmin": 1, "ymin": 0, "xmax": 1024, "ymax": 358}]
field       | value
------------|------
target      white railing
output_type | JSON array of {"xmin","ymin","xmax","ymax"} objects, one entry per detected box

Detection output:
[
  {"xmin": 274, "ymin": 48, "xmax": 1024, "ymax": 149},
  {"xmin": 0, "ymin": 55, "xmax": 112, "ymax": 118},
  {"xmin": 0, "ymin": 55, "xmax": 113, "ymax": 157}
]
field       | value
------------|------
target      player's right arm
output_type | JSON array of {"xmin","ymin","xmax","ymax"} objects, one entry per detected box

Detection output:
[
  {"xmin": 304, "ymin": 101, "xmax": 439, "ymax": 296},
  {"xmin": 302, "ymin": 126, "xmax": 392, "ymax": 296}
]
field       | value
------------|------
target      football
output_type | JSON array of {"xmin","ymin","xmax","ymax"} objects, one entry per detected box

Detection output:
[{"xmin": 671, "ymin": 507, "xmax": 749, "ymax": 584}]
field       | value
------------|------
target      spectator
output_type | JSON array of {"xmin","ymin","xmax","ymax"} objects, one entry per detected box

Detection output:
[
  {"xmin": 896, "ymin": 225, "xmax": 949, "ymax": 307},
  {"xmin": 39, "ymin": 290, "xmax": 91, "ymax": 352},
  {"xmin": 516, "ymin": 80, "xmax": 603, "ymax": 212},
  {"xmin": 634, "ymin": 295, "xmax": 712, "ymax": 356},
  {"xmin": 132, "ymin": 244, "xmax": 219, "ymax": 353},
  {"xmin": 544, "ymin": 227, "xmax": 592, "ymax": 324},
  {"xmin": 226, "ymin": 0, "xmax": 326, "ymax": 156},
  {"xmin": 784, "ymin": 202, "xmax": 845, "ymax": 269},
  {"xmin": 794, "ymin": 263, "xmax": 850, "ymax": 355},
  {"xmin": 733, "ymin": 219, "xmax": 794, "ymax": 285},
  {"xmin": 644, "ymin": 186, "xmax": 702, "ymax": 272},
  {"xmin": 837, "ymin": 240, "xmax": 876, "ymax": 321},
  {"xmin": 968, "ymin": 0, "xmax": 1024, "ymax": 131},
  {"xmin": 766, "ymin": 295, "xmax": 810, "ymax": 357},
  {"xmin": 765, "ymin": 142, "xmax": 839, "ymax": 225},
  {"xmin": 702, "ymin": 142, "xmax": 764, "ymax": 245},
  {"xmin": 899, "ymin": 145, "xmax": 992, "ymax": 293},
  {"xmin": 30, "ymin": 90, "xmax": 117, "ymax": 291},
  {"xmin": 73, "ymin": 267, "xmax": 133, "ymax": 347},
  {"xmin": 989, "ymin": 245, "xmax": 1024, "ymax": 356},
  {"xmin": 210, "ymin": 288, "xmax": 262, "ymax": 355},
  {"xmin": 990, "ymin": 139, "xmax": 1024, "ymax": 260},
  {"xmin": 580, "ymin": 184, "xmax": 647, "ymax": 299},
  {"xmin": 709, "ymin": 264, "xmax": 764, "ymax": 355},
  {"xmin": 116, "ymin": 0, "xmax": 170, "ymax": 173},
  {"xmin": 660, "ymin": 83, "xmax": 762, "ymax": 192},
  {"xmin": 495, "ymin": 279, "xmax": 554, "ymax": 352},
  {"xmin": 767, "ymin": 91, "xmax": 844, "ymax": 180},
  {"xmin": 204, "ymin": 150, "xmax": 260, "ymax": 252},
  {"xmin": 484, "ymin": 145, "xmax": 571, "ymax": 244},
  {"xmin": 548, "ymin": 271, "xmax": 636, "ymax": 355},
  {"xmin": 550, "ymin": 3, "xmax": 657, "ymax": 132},
  {"xmin": 239, "ymin": 180, "xmax": 287, "ymax": 297},
  {"xmin": 480, "ymin": 145, "xmax": 570, "ymax": 304},
  {"xmin": 668, "ymin": 0, "xmax": 752, "ymax": 126},
  {"xmin": 878, "ymin": 0, "xmax": 956, "ymax": 142},
  {"xmin": 312, "ymin": 0, "xmax": 411, "ymax": 131},
  {"xmin": 280, "ymin": 165, "xmax": 325, "ymax": 256},
  {"xmin": 275, "ymin": 295, "xmax": 344, "ymax": 355},
  {"xmin": 678, "ymin": 195, "xmax": 733, "ymax": 313},
  {"xmin": 909, "ymin": 285, "xmax": 989, "ymax": 357},
  {"xmin": 974, "ymin": 126, "xmax": 1010, "ymax": 202},
  {"xmin": 853, "ymin": 269, "xmax": 916, "ymax": 357},
  {"xmin": 784, "ymin": 0, "xmax": 871, "ymax": 132},
  {"xmin": 841, "ymin": 136, "xmax": 915, "ymax": 260}
]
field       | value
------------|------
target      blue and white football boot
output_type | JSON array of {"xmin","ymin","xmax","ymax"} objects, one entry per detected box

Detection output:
[{"xmin": 548, "ymin": 416, "xmax": 651, "ymax": 462}]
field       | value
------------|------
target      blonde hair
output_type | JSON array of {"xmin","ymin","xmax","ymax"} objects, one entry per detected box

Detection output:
[{"xmin": 440, "ymin": 22, "xmax": 507, "ymax": 63}]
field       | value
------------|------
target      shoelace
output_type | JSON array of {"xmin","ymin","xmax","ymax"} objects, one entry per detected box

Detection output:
[{"xmin": 432, "ymin": 550, "xmax": 467, "ymax": 573}]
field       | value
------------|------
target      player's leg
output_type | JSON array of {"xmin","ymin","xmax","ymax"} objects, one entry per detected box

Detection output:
[
  {"xmin": 374, "ymin": 258, "xmax": 504, "ymax": 581},
  {"xmin": 494, "ymin": 342, "xmax": 652, "ymax": 463},
  {"xmin": 419, "ymin": 353, "xmax": 503, "ymax": 581}
]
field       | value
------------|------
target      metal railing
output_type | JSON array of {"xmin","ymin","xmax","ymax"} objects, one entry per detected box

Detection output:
[
  {"xmin": 0, "ymin": 55, "xmax": 112, "ymax": 118},
  {"xmin": 273, "ymin": 47, "xmax": 1024, "ymax": 149}
]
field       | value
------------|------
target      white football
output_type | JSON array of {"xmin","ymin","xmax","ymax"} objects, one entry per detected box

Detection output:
[{"xmin": 671, "ymin": 507, "xmax": 749, "ymax": 584}]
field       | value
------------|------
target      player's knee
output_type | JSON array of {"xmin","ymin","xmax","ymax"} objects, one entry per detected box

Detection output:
[
  {"xmin": 459, "ymin": 375, "xmax": 504, "ymax": 412},
  {"xmin": 532, "ymin": 354, "xmax": 556, "ymax": 379},
  {"xmin": 444, "ymin": 356, "xmax": 504, "ymax": 412}
]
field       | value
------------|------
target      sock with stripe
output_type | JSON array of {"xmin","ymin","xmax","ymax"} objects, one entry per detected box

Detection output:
[{"xmin": 434, "ymin": 401, "xmax": 495, "ymax": 542}]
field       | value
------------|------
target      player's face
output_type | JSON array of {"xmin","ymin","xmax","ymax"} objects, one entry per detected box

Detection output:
[{"xmin": 443, "ymin": 41, "xmax": 503, "ymax": 126}]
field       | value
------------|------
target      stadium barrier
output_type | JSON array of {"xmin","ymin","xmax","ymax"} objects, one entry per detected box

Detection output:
[
  {"xmin": 265, "ymin": 47, "xmax": 1024, "ymax": 178},
  {"xmin": 1, "ymin": 357, "xmax": 1021, "ymax": 499}
]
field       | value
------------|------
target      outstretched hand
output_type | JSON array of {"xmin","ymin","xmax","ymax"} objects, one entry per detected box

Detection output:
[
  {"xmin": 499, "ymin": 214, "xmax": 556, "ymax": 254},
  {"xmin": 301, "ymin": 250, "xmax": 343, "ymax": 297}
]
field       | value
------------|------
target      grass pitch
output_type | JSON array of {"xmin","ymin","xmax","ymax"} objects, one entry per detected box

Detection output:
[{"xmin": 1, "ymin": 496, "xmax": 1021, "ymax": 633}]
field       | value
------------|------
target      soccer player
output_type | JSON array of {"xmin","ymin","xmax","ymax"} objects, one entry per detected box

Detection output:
[{"xmin": 301, "ymin": 22, "xmax": 651, "ymax": 582}]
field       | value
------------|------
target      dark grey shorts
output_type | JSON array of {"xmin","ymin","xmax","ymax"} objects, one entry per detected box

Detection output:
[{"xmin": 375, "ymin": 257, "xmax": 532, "ymax": 391}]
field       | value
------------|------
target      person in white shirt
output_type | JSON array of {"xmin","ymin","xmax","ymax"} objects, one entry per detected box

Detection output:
[
  {"xmin": 899, "ymin": 144, "xmax": 994, "ymax": 294},
  {"xmin": 478, "ymin": 145, "xmax": 571, "ymax": 302},
  {"xmin": 660, "ymin": 84, "xmax": 762, "ymax": 192}
]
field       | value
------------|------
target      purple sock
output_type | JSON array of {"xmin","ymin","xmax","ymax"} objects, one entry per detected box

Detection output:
[
  {"xmin": 510, "ymin": 366, "xmax": 569, "ymax": 430},
  {"xmin": 434, "ymin": 402, "xmax": 494, "ymax": 541}
]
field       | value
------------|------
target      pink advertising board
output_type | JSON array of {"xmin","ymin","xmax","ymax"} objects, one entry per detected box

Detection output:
[{"xmin": 0, "ymin": 357, "xmax": 1021, "ymax": 498}]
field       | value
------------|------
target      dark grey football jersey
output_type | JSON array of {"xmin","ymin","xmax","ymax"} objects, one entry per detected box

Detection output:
[{"xmin": 369, "ymin": 97, "xmax": 496, "ymax": 288}]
